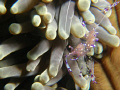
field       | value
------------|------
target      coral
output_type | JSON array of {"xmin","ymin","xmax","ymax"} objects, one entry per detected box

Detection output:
[{"xmin": 0, "ymin": 0, "xmax": 120, "ymax": 90}]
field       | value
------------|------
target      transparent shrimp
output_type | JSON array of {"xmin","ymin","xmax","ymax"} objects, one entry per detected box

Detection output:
[
  {"xmin": 64, "ymin": 0, "xmax": 119, "ymax": 84},
  {"xmin": 65, "ymin": 27, "xmax": 97, "ymax": 72}
]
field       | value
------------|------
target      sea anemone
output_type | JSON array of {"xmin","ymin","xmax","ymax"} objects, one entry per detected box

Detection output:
[{"xmin": 0, "ymin": 0, "xmax": 120, "ymax": 90}]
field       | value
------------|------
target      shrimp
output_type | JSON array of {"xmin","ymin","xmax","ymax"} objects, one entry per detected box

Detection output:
[
  {"xmin": 64, "ymin": 0, "xmax": 119, "ymax": 84},
  {"xmin": 65, "ymin": 28, "xmax": 97, "ymax": 72}
]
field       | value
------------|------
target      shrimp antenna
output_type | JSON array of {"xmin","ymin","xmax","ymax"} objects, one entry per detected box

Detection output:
[{"xmin": 94, "ymin": 0, "xmax": 119, "ymax": 29}]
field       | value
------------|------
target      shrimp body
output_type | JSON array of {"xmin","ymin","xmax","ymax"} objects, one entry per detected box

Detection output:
[
  {"xmin": 68, "ymin": 28, "xmax": 97, "ymax": 59},
  {"xmin": 65, "ymin": 28, "xmax": 98, "ymax": 83},
  {"xmin": 85, "ymin": 28, "xmax": 97, "ymax": 50},
  {"xmin": 72, "ymin": 43, "xmax": 86, "ymax": 57}
]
